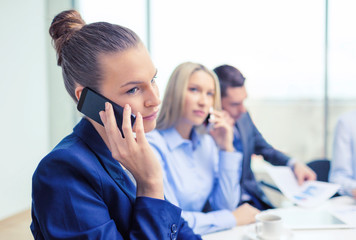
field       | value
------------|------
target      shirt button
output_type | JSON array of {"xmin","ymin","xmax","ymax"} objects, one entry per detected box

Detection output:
[{"xmin": 171, "ymin": 223, "xmax": 178, "ymax": 233}]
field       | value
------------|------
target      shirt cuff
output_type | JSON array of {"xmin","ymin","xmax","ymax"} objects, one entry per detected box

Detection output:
[
  {"xmin": 287, "ymin": 158, "xmax": 297, "ymax": 168},
  {"xmin": 338, "ymin": 184, "xmax": 356, "ymax": 197},
  {"xmin": 217, "ymin": 209, "xmax": 236, "ymax": 227},
  {"xmin": 181, "ymin": 209, "xmax": 236, "ymax": 235},
  {"xmin": 204, "ymin": 210, "xmax": 236, "ymax": 232}
]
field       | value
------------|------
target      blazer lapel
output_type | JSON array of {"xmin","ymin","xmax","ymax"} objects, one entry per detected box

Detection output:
[
  {"xmin": 236, "ymin": 113, "xmax": 274, "ymax": 209},
  {"xmin": 236, "ymin": 113, "xmax": 250, "ymax": 180},
  {"xmin": 74, "ymin": 118, "xmax": 136, "ymax": 203},
  {"xmin": 95, "ymin": 150, "xmax": 136, "ymax": 203}
]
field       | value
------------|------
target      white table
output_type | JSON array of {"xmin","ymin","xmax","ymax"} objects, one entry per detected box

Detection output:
[{"xmin": 203, "ymin": 196, "xmax": 356, "ymax": 240}]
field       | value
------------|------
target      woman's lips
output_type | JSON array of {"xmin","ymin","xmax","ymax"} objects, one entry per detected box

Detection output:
[
  {"xmin": 142, "ymin": 111, "xmax": 158, "ymax": 120},
  {"xmin": 193, "ymin": 110, "xmax": 206, "ymax": 117}
]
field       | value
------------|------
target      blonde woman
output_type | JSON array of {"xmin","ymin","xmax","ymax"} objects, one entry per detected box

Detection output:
[{"xmin": 146, "ymin": 62, "xmax": 260, "ymax": 235}]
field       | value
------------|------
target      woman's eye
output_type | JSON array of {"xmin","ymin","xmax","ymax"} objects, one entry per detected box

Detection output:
[
  {"xmin": 189, "ymin": 87, "xmax": 198, "ymax": 92},
  {"xmin": 151, "ymin": 76, "xmax": 157, "ymax": 84},
  {"xmin": 207, "ymin": 91, "xmax": 215, "ymax": 97},
  {"xmin": 127, "ymin": 87, "xmax": 138, "ymax": 94}
]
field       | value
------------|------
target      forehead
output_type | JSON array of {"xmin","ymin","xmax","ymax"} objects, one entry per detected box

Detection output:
[
  {"xmin": 225, "ymin": 86, "xmax": 247, "ymax": 102},
  {"xmin": 188, "ymin": 70, "xmax": 215, "ymax": 89},
  {"xmin": 98, "ymin": 45, "xmax": 155, "ymax": 87}
]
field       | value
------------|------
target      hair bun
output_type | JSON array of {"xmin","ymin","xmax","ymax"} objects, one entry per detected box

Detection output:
[{"xmin": 49, "ymin": 10, "xmax": 85, "ymax": 66}]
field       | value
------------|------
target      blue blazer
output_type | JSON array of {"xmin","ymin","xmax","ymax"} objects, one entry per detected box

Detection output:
[
  {"xmin": 31, "ymin": 118, "xmax": 200, "ymax": 240},
  {"xmin": 236, "ymin": 112, "xmax": 290, "ymax": 209}
]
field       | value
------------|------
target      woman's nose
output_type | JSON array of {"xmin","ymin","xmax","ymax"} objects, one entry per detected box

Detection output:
[
  {"xmin": 144, "ymin": 85, "xmax": 161, "ymax": 107},
  {"xmin": 198, "ymin": 93, "xmax": 209, "ymax": 106}
]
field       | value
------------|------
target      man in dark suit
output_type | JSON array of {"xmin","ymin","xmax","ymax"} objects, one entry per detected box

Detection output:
[{"xmin": 213, "ymin": 64, "xmax": 316, "ymax": 210}]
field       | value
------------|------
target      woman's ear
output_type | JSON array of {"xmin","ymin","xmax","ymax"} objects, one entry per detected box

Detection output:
[{"xmin": 75, "ymin": 85, "xmax": 84, "ymax": 101}]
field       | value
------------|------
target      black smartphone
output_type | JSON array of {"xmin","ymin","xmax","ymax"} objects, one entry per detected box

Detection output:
[
  {"xmin": 203, "ymin": 113, "xmax": 211, "ymax": 127},
  {"xmin": 77, "ymin": 87, "xmax": 136, "ymax": 137},
  {"xmin": 204, "ymin": 107, "xmax": 214, "ymax": 131}
]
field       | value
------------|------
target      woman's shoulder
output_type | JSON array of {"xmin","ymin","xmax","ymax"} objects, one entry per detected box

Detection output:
[
  {"xmin": 45, "ymin": 133, "xmax": 91, "ymax": 159},
  {"xmin": 146, "ymin": 129, "xmax": 167, "ymax": 145},
  {"xmin": 339, "ymin": 110, "xmax": 356, "ymax": 122},
  {"xmin": 336, "ymin": 110, "xmax": 356, "ymax": 132},
  {"xmin": 146, "ymin": 128, "xmax": 161, "ymax": 139},
  {"xmin": 34, "ymin": 132, "xmax": 101, "ymax": 181},
  {"xmin": 146, "ymin": 129, "xmax": 174, "ymax": 156}
]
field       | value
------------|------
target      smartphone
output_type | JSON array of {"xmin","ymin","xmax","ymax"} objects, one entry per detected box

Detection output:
[
  {"xmin": 77, "ymin": 87, "xmax": 136, "ymax": 137},
  {"xmin": 204, "ymin": 107, "xmax": 214, "ymax": 131},
  {"xmin": 203, "ymin": 113, "xmax": 211, "ymax": 127}
]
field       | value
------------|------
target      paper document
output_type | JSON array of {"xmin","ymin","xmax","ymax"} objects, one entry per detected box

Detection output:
[{"xmin": 265, "ymin": 166, "xmax": 340, "ymax": 207}]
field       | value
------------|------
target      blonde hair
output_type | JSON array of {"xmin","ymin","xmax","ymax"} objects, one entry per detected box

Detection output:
[{"xmin": 156, "ymin": 62, "xmax": 221, "ymax": 130}]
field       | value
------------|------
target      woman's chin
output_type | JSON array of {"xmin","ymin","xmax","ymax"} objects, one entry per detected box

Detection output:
[
  {"xmin": 143, "ymin": 122, "xmax": 156, "ymax": 133},
  {"xmin": 195, "ymin": 120, "xmax": 206, "ymax": 126}
]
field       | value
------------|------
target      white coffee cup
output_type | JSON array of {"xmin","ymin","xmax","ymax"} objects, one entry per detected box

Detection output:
[{"xmin": 255, "ymin": 212, "xmax": 284, "ymax": 239}]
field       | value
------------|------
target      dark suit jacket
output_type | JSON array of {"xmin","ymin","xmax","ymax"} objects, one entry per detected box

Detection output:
[
  {"xmin": 236, "ymin": 112, "xmax": 290, "ymax": 209},
  {"xmin": 31, "ymin": 118, "xmax": 200, "ymax": 240}
]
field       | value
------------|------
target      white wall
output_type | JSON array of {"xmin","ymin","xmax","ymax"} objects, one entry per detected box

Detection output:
[
  {"xmin": 0, "ymin": 0, "xmax": 75, "ymax": 220},
  {"xmin": 47, "ymin": 0, "xmax": 78, "ymax": 149},
  {"xmin": 0, "ymin": 0, "xmax": 141, "ymax": 221},
  {"xmin": 0, "ymin": 0, "xmax": 48, "ymax": 220}
]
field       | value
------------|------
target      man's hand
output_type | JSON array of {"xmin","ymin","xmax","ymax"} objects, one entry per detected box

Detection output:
[
  {"xmin": 232, "ymin": 203, "xmax": 260, "ymax": 226},
  {"xmin": 293, "ymin": 162, "xmax": 317, "ymax": 185}
]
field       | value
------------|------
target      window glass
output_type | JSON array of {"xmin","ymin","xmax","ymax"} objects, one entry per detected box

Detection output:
[{"xmin": 151, "ymin": 0, "xmax": 325, "ymax": 161}]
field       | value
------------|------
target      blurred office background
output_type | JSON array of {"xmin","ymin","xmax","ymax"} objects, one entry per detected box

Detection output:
[{"xmin": 1, "ymin": 0, "xmax": 356, "ymax": 237}]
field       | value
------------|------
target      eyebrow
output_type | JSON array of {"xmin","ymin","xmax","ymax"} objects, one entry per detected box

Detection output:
[{"xmin": 120, "ymin": 69, "xmax": 158, "ymax": 88}]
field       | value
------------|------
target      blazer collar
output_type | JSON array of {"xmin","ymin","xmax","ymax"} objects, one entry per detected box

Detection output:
[
  {"xmin": 236, "ymin": 111, "xmax": 250, "ymax": 128},
  {"xmin": 73, "ymin": 118, "xmax": 136, "ymax": 202}
]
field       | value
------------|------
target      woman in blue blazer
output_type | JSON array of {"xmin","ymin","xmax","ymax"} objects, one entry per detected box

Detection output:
[{"xmin": 31, "ymin": 10, "xmax": 200, "ymax": 240}]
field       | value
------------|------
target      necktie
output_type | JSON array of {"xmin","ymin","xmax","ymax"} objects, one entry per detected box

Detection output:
[{"xmin": 233, "ymin": 134, "xmax": 243, "ymax": 152}]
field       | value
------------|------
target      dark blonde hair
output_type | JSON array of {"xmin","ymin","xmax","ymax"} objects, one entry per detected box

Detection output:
[
  {"xmin": 49, "ymin": 10, "xmax": 141, "ymax": 101},
  {"xmin": 156, "ymin": 62, "xmax": 221, "ymax": 130}
]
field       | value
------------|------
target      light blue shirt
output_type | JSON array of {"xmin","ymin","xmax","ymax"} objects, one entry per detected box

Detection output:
[
  {"xmin": 330, "ymin": 110, "xmax": 356, "ymax": 196},
  {"xmin": 146, "ymin": 127, "xmax": 243, "ymax": 235}
]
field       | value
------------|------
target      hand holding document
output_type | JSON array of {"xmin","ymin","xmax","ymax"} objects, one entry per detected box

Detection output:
[{"xmin": 265, "ymin": 166, "xmax": 340, "ymax": 208}]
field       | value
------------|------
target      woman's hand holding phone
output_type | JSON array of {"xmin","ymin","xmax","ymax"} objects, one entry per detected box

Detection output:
[
  {"xmin": 208, "ymin": 109, "xmax": 235, "ymax": 152},
  {"xmin": 99, "ymin": 102, "xmax": 164, "ymax": 200}
]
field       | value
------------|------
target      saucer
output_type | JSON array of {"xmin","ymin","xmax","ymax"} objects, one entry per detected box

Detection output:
[{"xmin": 244, "ymin": 228, "xmax": 293, "ymax": 240}]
